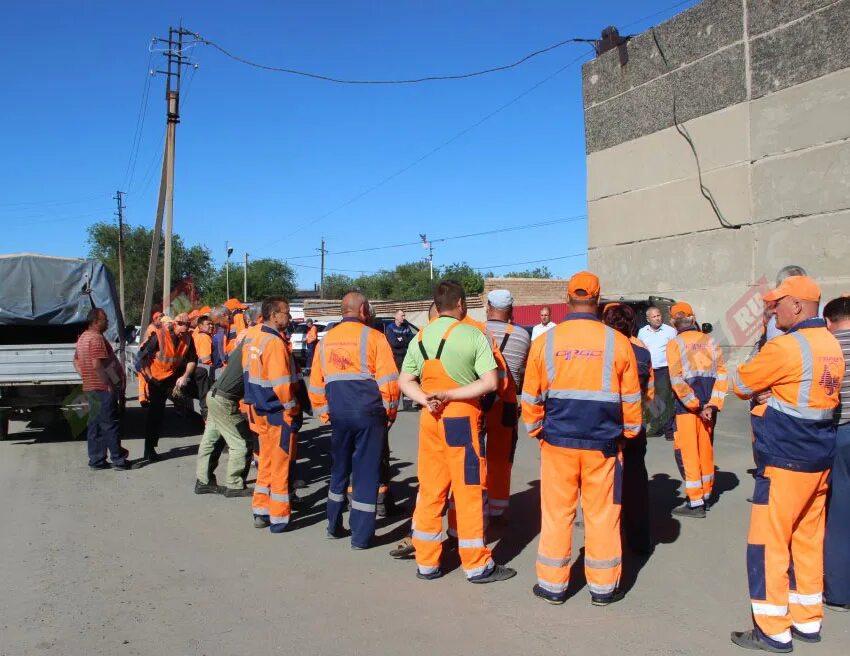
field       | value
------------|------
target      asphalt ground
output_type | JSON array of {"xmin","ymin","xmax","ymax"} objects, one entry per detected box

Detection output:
[{"xmin": 1, "ymin": 394, "xmax": 847, "ymax": 655}]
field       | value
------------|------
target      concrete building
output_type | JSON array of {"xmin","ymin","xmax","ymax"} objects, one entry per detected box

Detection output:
[{"xmin": 583, "ymin": 0, "xmax": 850, "ymax": 359}]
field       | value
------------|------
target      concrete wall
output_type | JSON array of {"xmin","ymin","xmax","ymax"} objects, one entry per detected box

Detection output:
[{"xmin": 583, "ymin": 0, "xmax": 850, "ymax": 359}]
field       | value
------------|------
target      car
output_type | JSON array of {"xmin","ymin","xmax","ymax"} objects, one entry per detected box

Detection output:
[
  {"xmin": 289, "ymin": 322, "xmax": 327, "ymax": 364},
  {"xmin": 371, "ymin": 317, "xmax": 419, "ymax": 337}
]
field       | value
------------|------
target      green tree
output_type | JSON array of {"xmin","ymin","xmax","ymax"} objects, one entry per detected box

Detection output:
[
  {"xmin": 87, "ymin": 222, "xmax": 214, "ymax": 325},
  {"xmin": 321, "ymin": 273, "xmax": 356, "ymax": 300},
  {"xmin": 503, "ymin": 266, "xmax": 552, "ymax": 279},
  {"xmin": 205, "ymin": 258, "xmax": 297, "ymax": 305},
  {"xmin": 440, "ymin": 262, "xmax": 485, "ymax": 296}
]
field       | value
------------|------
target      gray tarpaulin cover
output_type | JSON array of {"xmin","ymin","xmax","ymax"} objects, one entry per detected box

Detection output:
[{"xmin": 0, "ymin": 254, "xmax": 124, "ymax": 343}]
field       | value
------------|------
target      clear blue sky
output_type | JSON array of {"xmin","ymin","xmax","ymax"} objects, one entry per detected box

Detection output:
[{"xmin": 0, "ymin": 0, "xmax": 697, "ymax": 288}]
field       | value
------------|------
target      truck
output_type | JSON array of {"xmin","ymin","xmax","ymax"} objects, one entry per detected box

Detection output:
[{"xmin": 0, "ymin": 254, "xmax": 126, "ymax": 439}]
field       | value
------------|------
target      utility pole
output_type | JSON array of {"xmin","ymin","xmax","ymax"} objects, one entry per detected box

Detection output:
[
  {"xmin": 243, "ymin": 252, "xmax": 249, "ymax": 302},
  {"xmin": 420, "ymin": 233, "xmax": 433, "ymax": 280},
  {"xmin": 114, "ymin": 190, "xmax": 126, "ymax": 319},
  {"xmin": 317, "ymin": 237, "xmax": 327, "ymax": 298},
  {"xmin": 225, "ymin": 242, "xmax": 233, "ymax": 298},
  {"xmin": 140, "ymin": 26, "xmax": 196, "ymax": 324}
]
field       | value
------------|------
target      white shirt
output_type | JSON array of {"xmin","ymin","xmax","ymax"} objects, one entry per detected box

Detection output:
[
  {"xmin": 531, "ymin": 322, "xmax": 556, "ymax": 341},
  {"xmin": 637, "ymin": 323, "xmax": 677, "ymax": 368}
]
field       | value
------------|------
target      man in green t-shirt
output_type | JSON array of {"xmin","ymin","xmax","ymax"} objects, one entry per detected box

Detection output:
[{"xmin": 399, "ymin": 280, "xmax": 516, "ymax": 584}]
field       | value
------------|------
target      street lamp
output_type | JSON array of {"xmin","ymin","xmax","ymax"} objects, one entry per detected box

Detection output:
[{"xmin": 225, "ymin": 242, "xmax": 234, "ymax": 298}]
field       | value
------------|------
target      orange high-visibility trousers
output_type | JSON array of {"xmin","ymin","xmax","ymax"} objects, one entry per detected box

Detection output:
[
  {"xmin": 251, "ymin": 413, "xmax": 296, "ymax": 533},
  {"xmin": 673, "ymin": 413, "xmax": 714, "ymax": 507},
  {"xmin": 536, "ymin": 442, "xmax": 623, "ymax": 600},
  {"xmin": 485, "ymin": 399, "xmax": 518, "ymax": 517},
  {"xmin": 747, "ymin": 466, "xmax": 829, "ymax": 647},
  {"xmin": 412, "ymin": 408, "xmax": 492, "ymax": 579}
]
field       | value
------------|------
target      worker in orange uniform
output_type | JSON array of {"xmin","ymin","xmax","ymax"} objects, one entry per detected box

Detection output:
[
  {"xmin": 192, "ymin": 314, "xmax": 215, "ymax": 420},
  {"xmin": 730, "ymin": 276, "xmax": 844, "ymax": 652},
  {"xmin": 225, "ymin": 298, "xmax": 248, "ymax": 348},
  {"xmin": 603, "ymin": 303, "xmax": 655, "ymax": 555},
  {"xmin": 241, "ymin": 297, "xmax": 302, "ymax": 533},
  {"xmin": 522, "ymin": 272, "xmax": 641, "ymax": 606},
  {"xmin": 305, "ymin": 319, "xmax": 319, "ymax": 373},
  {"xmin": 308, "ymin": 292, "xmax": 400, "ymax": 549},
  {"xmin": 400, "ymin": 280, "xmax": 515, "ymax": 584},
  {"xmin": 136, "ymin": 313, "xmax": 197, "ymax": 462},
  {"xmin": 137, "ymin": 311, "xmax": 163, "ymax": 407},
  {"xmin": 665, "ymin": 301, "xmax": 727, "ymax": 518}
]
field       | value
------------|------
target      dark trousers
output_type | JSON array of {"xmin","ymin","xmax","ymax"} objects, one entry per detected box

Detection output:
[
  {"xmin": 306, "ymin": 342, "xmax": 317, "ymax": 369},
  {"xmin": 86, "ymin": 389, "xmax": 125, "ymax": 466},
  {"xmin": 622, "ymin": 433, "xmax": 651, "ymax": 554},
  {"xmin": 193, "ymin": 366, "xmax": 212, "ymax": 418},
  {"xmin": 651, "ymin": 367, "xmax": 675, "ymax": 438},
  {"xmin": 327, "ymin": 413, "xmax": 386, "ymax": 548},
  {"xmin": 144, "ymin": 378, "xmax": 174, "ymax": 454},
  {"xmin": 825, "ymin": 422, "xmax": 850, "ymax": 605}
]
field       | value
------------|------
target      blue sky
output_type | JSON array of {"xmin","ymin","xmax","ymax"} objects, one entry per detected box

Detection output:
[{"xmin": 0, "ymin": 0, "xmax": 697, "ymax": 288}]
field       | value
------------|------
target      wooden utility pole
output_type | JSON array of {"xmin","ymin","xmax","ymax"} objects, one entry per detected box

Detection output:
[
  {"xmin": 140, "ymin": 26, "xmax": 195, "ymax": 323},
  {"xmin": 243, "ymin": 252, "xmax": 249, "ymax": 301},
  {"xmin": 318, "ymin": 237, "xmax": 327, "ymax": 298},
  {"xmin": 114, "ymin": 190, "xmax": 126, "ymax": 319}
]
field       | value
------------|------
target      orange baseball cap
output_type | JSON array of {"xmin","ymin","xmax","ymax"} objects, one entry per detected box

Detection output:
[
  {"xmin": 763, "ymin": 275, "xmax": 821, "ymax": 302},
  {"xmin": 198, "ymin": 305, "xmax": 212, "ymax": 315},
  {"xmin": 671, "ymin": 302, "xmax": 694, "ymax": 317},
  {"xmin": 188, "ymin": 310, "xmax": 200, "ymax": 319},
  {"xmin": 224, "ymin": 298, "xmax": 248, "ymax": 311},
  {"xmin": 567, "ymin": 271, "xmax": 600, "ymax": 298}
]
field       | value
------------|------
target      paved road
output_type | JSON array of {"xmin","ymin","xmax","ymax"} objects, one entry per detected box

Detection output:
[{"xmin": 1, "ymin": 397, "xmax": 847, "ymax": 655}]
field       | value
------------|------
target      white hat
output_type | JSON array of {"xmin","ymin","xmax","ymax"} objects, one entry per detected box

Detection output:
[{"xmin": 487, "ymin": 289, "xmax": 514, "ymax": 309}]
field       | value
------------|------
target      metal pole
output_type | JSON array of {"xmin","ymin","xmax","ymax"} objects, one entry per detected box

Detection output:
[
  {"xmin": 115, "ymin": 190, "xmax": 125, "ymax": 319},
  {"xmin": 225, "ymin": 241, "xmax": 230, "ymax": 298},
  {"xmin": 320, "ymin": 237, "xmax": 326, "ymax": 299},
  {"xmin": 243, "ymin": 252, "xmax": 249, "ymax": 301}
]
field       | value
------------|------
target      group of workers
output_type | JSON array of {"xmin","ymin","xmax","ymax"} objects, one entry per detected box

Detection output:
[{"xmin": 117, "ymin": 266, "xmax": 849, "ymax": 653}]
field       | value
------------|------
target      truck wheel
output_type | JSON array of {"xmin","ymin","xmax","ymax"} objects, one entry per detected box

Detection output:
[{"xmin": 0, "ymin": 411, "xmax": 10, "ymax": 441}]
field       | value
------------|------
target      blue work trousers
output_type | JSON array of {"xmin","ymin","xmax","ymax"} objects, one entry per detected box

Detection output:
[
  {"xmin": 86, "ymin": 389, "xmax": 126, "ymax": 466},
  {"xmin": 327, "ymin": 413, "xmax": 385, "ymax": 548},
  {"xmin": 825, "ymin": 422, "xmax": 850, "ymax": 605}
]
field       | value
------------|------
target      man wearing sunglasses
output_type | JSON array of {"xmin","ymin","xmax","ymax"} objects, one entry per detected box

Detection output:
[{"xmin": 136, "ymin": 312, "xmax": 198, "ymax": 462}]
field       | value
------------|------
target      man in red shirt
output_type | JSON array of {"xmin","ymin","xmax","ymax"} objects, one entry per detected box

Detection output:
[{"xmin": 74, "ymin": 308, "xmax": 130, "ymax": 470}]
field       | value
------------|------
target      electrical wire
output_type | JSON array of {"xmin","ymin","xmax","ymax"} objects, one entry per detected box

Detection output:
[
  {"xmin": 472, "ymin": 250, "xmax": 585, "ymax": 271},
  {"xmin": 0, "ymin": 193, "xmax": 109, "ymax": 211},
  {"xmin": 123, "ymin": 52, "xmax": 154, "ymax": 193},
  {"xmin": 650, "ymin": 28, "xmax": 740, "ymax": 230},
  {"xmin": 192, "ymin": 33, "xmax": 594, "ymax": 85},
  {"xmin": 621, "ymin": 0, "xmax": 698, "ymax": 30}
]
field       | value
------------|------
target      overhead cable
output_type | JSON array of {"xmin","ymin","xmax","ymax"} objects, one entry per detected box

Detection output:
[{"xmin": 192, "ymin": 33, "xmax": 595, "ymax": 85}]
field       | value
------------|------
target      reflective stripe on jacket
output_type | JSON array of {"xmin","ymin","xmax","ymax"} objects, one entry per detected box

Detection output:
[
  {"xmin": 733, "ymin": 318, "xmax": 844, "ymax": 471},
  {"xmin": 241, "ymin": 324, "xmax": 301, "ymax": 424},
  {"xmin": 308, "ymin": 318, "xmax": 400, "ymax": 423},
  {"xmin": 666, "ymin": 327, "xmax": 727, "ymax": 415},
  {"xmin": 148, "ymin": 326, "xmax": 191, "ymax": 381},
  {"xmin": 521, "ymin": 312, "xmax": 642, "ymax": 454}
]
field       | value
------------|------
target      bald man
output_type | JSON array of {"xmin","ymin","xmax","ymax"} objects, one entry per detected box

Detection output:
[
  {"xmin": 309, "ymin": 292, "xmax": 400, "ymax": 548},
  {"xmin": 136, "ymin": 311, "xmax": 198, "ymax": 462}
]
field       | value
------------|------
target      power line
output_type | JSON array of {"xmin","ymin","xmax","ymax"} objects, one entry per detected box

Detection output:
[
  {"xmin": 122, "ymin": 51, "xmax": 154, "ymax": 192},
  {"xmin": 0, "ymin": 193, "xmax": 109, "ymax": 211},
  {"xmin": 621, "ymin": 0, "xmax": 698, "ymax": 30},
  {"xmin": 193, "ymin": 33, "xmax": 595, "ymax": 85},
  {"xmin": 472, "ymin": 251, "xmax": 586, "ymax": 271}
]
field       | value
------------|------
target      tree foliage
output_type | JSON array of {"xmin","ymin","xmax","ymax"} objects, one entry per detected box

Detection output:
[
  {"xmin": 318, "ymin": 261, "xmax": 484, "ymax": 301},
  {"xmin": 87, "ymin": 222, "xmax": 214, "ymax": 325},
  {"xmin": 205, "ymin": 258, "xmax": 297, "ymax": 306},
  {"xmin": 496, "ymin": 266, "xmax": 553, "ymax": 279}
]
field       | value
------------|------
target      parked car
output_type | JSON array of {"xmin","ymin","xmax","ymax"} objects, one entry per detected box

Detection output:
[
  {"xmin": 289, "ymin": 322, "xmax": 327, "ymax": 364},
  {"xmin": 371, "ymin": 316, "xmax": 418, "ymax": 336}
]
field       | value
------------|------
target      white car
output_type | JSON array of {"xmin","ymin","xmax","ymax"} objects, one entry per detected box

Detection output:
[{"xmin": 289, "ymin": 322, "xmax": 328, "ymax": 364}]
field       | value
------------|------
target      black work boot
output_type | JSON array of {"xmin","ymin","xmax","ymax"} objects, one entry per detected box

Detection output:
[
  {"xmin": 224, "ymin": 487, "xmax": 253, "ymax": 498},
  {"xmin": 194, "ymin": 480, "xmax": 225, "ymax": 495},
  {"xmin": 253, "ymin": 515, "xmax": 271, "ymax": 529},
  {"xmin": 730, "ymin": 629, "xmax": 792, "ymax": 653},
  {"xmin": 672, "ymin": 503, "xmax": 706, "ymax": 518},
  {"xmin": 533, "ymin": 584, "xmax": 566, "ymax": 605},
  {"xmin": 469, "ymin": 564, "xmax": 517, "ymax": 584},
  {"xmin": 591, "ymin": 588, "xmax": 626, "ymax": 606}
]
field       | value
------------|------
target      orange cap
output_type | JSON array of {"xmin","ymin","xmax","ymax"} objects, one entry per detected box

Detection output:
[
  {"xmin": 188, "ymin": 310, "xmax": 200, "ymax": 319},
  {"xmin": 224, "ymin": 298, "xmax": 247, "ymax": 311},
  {"xmin": 198, "ymin": 305, "xmax": 212, "ymax": 315},
  {"xmin": 567, "ymin": 271, "xmax": 600, "ymax": 298},
  {"xmin": 763, "ymin": 275, "xmax": 821, "ymax": 303},
  {"xmin": 671, "ymin": 302, "xmax": 694, "ymax": 317}
]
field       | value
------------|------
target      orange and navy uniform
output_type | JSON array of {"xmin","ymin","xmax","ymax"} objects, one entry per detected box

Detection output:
[
  {"xmin": 306, "ymin": 324, "xmax": 319, "ymax": 345},
  {"xmin": 242, "ymin": 323, "xmax": 302, "ymax": 532},
  {"xmin": 666, "ymin": 327, "xmax": 727, "ymax": 507},
  {"xmin": 137, "ymin": 322, "xmax": 157, "ymax": 404},
  {"xmin": 193, "ymin": 330, "xmax": 213, "ymax": 368},
  {"xmin": 461, "ymin": 316, "xmax": 519, "ymax": 519},
  {"xmin": 141, "ymin": 325, "xmax": 192, "ymax": 382},
  {"xmin": 522, "ymin": 311, "xmax": 641, "ymax": 601},
  {"xmin": 308, "ymin": 318, "xmax": 400, "ymax": 547},
  {"xmin": 732, "ymin": 317, "xmax": 844, "ymax": 648}
]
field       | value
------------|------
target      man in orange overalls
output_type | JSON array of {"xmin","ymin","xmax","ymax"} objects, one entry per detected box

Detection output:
[
  {"xmin": 137, "ymin": 311, "xmax": 163, "ymax": 407},
  {"xmin": 399, "ymin": 280, "xmax": 516, "ymax": 584},
  {"xmin": 241, "ymin": 297, "xmax": 302, "ymax": 533}
]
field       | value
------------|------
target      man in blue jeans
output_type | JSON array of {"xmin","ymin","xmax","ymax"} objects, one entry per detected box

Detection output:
[
  {"xmin": 825, "ymin": 295, "xmax": 850, "ymax": 611},
  {"xmin": 73, "ymin": 308, "xmax": 130, "ymax": 470}
]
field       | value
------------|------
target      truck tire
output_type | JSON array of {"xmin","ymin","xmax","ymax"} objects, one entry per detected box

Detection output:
[{"xmin": 0, "ymin": 411, "xmax": 10, "ymax": 441}]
